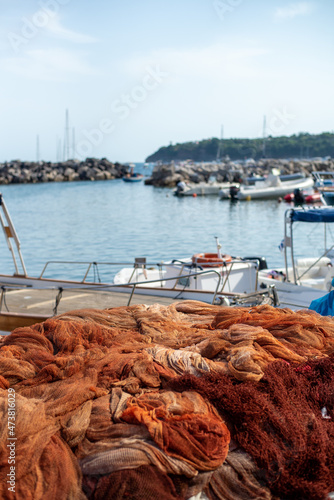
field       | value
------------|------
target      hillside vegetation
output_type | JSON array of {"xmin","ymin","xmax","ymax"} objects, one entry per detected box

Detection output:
[{"xmin": 146, "ymin": 132, "xmax": 334, "ymax": 162}]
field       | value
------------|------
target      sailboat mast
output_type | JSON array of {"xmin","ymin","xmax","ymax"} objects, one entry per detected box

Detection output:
[
  {"xmin": 72, "ymin": 127, "xmax": 76, "ymax": 159},
  {"xmin": 36, "ymin": 134, "xmax": 40, "ymax": 163},
  {"xmin": 216, "ymin": 125, "xmax": 224, "ymax": 161},
  {"xmin": 262, "ymin": 115, "xmax": 267, "ymax": 158}
]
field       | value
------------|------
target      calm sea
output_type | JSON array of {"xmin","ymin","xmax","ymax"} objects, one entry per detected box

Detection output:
[{"xmin": 0, "ymin": 164, "xmax": 329, "ymax": 282}]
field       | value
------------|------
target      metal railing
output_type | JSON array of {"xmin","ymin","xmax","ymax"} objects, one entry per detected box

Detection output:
[{"xmin": 38, "ymin": 257, "xmax": 260, "ymax": 292}]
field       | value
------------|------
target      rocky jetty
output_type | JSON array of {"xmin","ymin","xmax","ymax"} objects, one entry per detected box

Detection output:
[
  {"xmin": 145, "ymin": 158, "xmax": 334, "ymax": 187},
  {"xmin": 0, "ymin": 158, "xmax": 129, "ymax": 184}
]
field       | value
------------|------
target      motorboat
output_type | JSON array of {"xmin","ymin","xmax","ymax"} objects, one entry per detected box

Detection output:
[
  {"xmin": 219, "ymin": 173, "xmax": 314, "ymax": 200},
  {"xmin": 257, "ymin": 206, "xmax": 334, "ymax": 309},
  {"xmin": 283, "ymin": 190, "xmax": 323, "ymax": 204},
  {"xmin": 174, "ymin": 180, "xmax": 239, "ymax": 196},
  {"xmin": 113, "ymin": 237, "xmax": 275, "ymax": 306},
  {"xmin": 0, "ymin": 197, "xmax": 276, "ymax": 330},
  {"xmin": 247, "ymin": 172, "xmax": 306, "ymax": 185},
  {"xmin": 312, "ymin": 171, "xmax": 334, "ymax": 205},
  {"xmin": 122, "ymin": 165, "xmax": 144, "ymax": 182},
  {"xmin": 313, "ymin": 171, "xmax": 334, "ymax": 188},
  {"xmin": 122, "ymin": 173, "xmax": 144, "ymax": 182}
]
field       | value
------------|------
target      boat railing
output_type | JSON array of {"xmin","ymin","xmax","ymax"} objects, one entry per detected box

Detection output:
[
  {"xmin": 39, "ymin": 260, "xmax": 145, "ymax": 281},
  {"xmin": 38, "ymin": 257, "xmax": 261, "ymax": 294},
  {"xmin": 295, "ymin": 251, "xmax": 332, "ymax": 280},
  {"xmin": 37, "ymin": 265, "xmax": 224, "ymax": 300},
  {"xmin": 124, "ymin": 268, "xmax": 224, "ymax": 305}
]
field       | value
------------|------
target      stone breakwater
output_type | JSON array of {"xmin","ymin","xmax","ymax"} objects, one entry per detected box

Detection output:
[
  {"xmin": 0, "ymin": 158, "xmax": 129, "ymax": 184},
  {"xmin": 145, "ymin": 158, "xmax": 334, "ymax": 187}
]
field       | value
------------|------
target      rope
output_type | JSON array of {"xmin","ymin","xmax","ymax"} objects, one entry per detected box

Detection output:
[
  {"xmin": 53, "ymin": 287, "xmax": 63, "ymax": 316},
  {"xmin": 93, "ymin": 262, "xmax": 101, "ymax": 283},
  {"xmin": 0, "ymin": 286, "xmax": 9, "ymax": 312},
  {"xmin": 173, "ymin": 270, "xmax": 192, "ymax": 299}
]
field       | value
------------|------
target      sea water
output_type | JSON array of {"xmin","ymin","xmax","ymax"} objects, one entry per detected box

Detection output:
[{"xmin": 0, "ymin": 169, "xmax": 331, "ymax": 282}]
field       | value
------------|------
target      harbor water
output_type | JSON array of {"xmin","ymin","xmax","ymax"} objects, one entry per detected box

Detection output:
[{"xmin": 0, "ymin": 168, "xmax": 331, "ymax": 282}]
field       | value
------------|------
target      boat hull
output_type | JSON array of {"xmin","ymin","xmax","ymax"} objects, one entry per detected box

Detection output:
[
  {"xmin": 175, "ymin": 182, "xmax": 238, "ymax": 196},
  {"xmin": 122, "ymin": 177, "xmax": 143, "ymax": 182},
  {"xmin": 237, "ymin": 178, "xmax": 314, "ymax": 200},
  {"xmin": 220, "ymin": 177, "xmax": 314, "ymax": 200},
  {"xmin": 258, "ymin": 274, "xmax": 329, "ymax": 310}
]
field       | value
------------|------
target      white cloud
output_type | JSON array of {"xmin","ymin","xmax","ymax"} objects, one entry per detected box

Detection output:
[
  {"xmin": 43, "ymin": 11, "xmax": 98, "ymax": 43},
  {"xmin": 2, "ymin": 48, "xmax": 98, "ymax": 81},
  {"xmin": 274, "ymin": 2, "xmax": 315, "ymax": 20},
  {"xmin": 124, "ymin": 43, "xmax": 270, "ymax": 81}
]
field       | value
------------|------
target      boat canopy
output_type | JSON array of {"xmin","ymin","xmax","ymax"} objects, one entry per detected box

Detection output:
[{"xmin": 290, "ymin": 208, "xmax": 334, "ymax": 223}]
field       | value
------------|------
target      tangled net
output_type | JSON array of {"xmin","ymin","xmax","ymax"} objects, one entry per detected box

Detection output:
[{"xmin": 0, "ymin": 301, "xmax": 333, "ymax": 499}]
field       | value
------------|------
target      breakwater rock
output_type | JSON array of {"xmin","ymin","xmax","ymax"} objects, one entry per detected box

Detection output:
[
  {"xmin": 0, "ymin": 158, "xmax": 129, "ymax": 184},
  {"xmin": 144, "ymin": 158, "xmax": 334, "ymax": 187}
]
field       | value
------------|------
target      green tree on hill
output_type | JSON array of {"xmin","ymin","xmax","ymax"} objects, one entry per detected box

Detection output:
[{"xmin": 145, "ymin": 132, "xmax": 334, "ymax": 162}]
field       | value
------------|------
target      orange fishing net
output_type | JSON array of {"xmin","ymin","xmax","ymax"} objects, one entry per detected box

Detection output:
[
  {"xmin": 171, "ymin": 356, "xmax": 334, "ymax": 500},
  {"xmin": 0, "ymin": 301, "xmax": 333, "ymax": 499}
]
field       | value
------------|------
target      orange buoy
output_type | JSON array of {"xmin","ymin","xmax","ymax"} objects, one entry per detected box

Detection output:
[{"xmin": 191, "ymin": 253, "xmax": 232, "ymax": 268}]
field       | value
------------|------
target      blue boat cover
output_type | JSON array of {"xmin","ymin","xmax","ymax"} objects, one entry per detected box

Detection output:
[
  {"xmin": 309, "ymin": 277, "xmax": 334, "ymax": 316},
  {"xmin": 290, "ymin": 208, "xmax": 334, "ymax": 223},
  {"xmin": 309, "ymin": 289, "xmax": 334, "ymax": 316}
]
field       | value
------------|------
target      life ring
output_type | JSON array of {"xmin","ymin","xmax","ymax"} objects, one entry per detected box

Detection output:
[{"xmin": 191, "ymin": 253, "xmax": 232, "ymax": 268}]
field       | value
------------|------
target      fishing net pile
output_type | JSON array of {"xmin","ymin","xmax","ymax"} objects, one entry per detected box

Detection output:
[{"xmin": 0, "ymin": 301, "xmax": 334, "ymax": 500}]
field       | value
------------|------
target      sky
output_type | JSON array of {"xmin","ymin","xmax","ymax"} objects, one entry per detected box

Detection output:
[{"xmin": 0, "ymin": 0, "xmax": 333, "ymax": 163}]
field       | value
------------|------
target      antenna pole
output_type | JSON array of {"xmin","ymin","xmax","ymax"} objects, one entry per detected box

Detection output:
[{"xmin": 65, "ymin": 109, "xmax": 70, "ymax": 161}]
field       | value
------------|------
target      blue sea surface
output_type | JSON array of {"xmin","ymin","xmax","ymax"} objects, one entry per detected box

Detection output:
[{"xmin": 0, "ymin": 169, "xmax": 331, "ymax": 282}]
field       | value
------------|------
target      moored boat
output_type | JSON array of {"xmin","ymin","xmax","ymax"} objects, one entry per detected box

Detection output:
[
  {"xmin": 122, "ymin": 173, "xmax": 144, "ymax": 182},
  {"xmin": 219, "ymin": 173, "xmax": 314, "ymax": 200},
  {"xmin": 122, "ymin": 165, "xmax": 144, "ymax": 182},
  {"xmin": 258, "ymin": 206, "xmax": 334, "ymax": 309},
  {"xmin": 113, "ymin": 237, "xmax": 274, "ymax": 306},
  {"xmin": 283, "ymin": 190, "xmax": 323, "ymax": 204},
  {"xmin": 312, "ymin": 171, "xmax": 334, "ymax": 205},
  {"xmin": 174, "ymin": 180, "xmax": 239, "ymax": 196}
]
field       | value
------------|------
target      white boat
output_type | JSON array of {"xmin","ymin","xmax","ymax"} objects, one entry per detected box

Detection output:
[
  {"xmin": 313, "ymin": 171, "xmax": 334, "ymax": 188},
  {"xmin": 312, "ymin": 171, "xmax": 334, "ymax": 205},
  {"xmin": 219, "ymin": 173, "xmax": 314, "ymax": 200},
  {"xmin": 257, "ymin": 206, "xmax": 334, "ymax": 309},
  {"xmin": 114, "ymin": 254, "xmax": 262, "ymax": 295},
  {"xmin": 113, "ymin": 237, "xmax": 275, "ymax": 306},
  {"xmin": 174, "ymin": 180, "xmax": 239, "ymax": 196}
]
